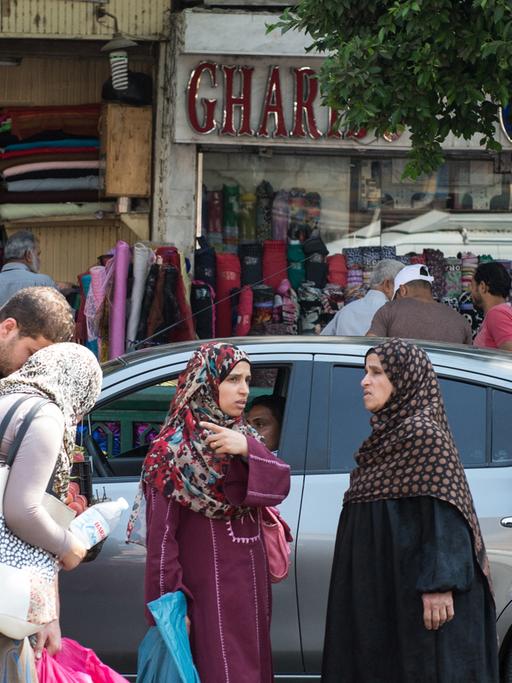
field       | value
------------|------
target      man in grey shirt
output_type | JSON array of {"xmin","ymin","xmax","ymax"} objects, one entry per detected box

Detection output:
[
  {"xmin": 321, "ymin": 259, "xmax": 404, "ymax": 336},
  {"xmin": 0, "ymin": 230, "xmax": 56, "ymax": 308}
]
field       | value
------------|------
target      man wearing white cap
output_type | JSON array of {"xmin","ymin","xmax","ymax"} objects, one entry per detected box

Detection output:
[{"xmin": 367, "ymin": 263, "xmax": 472, "ymax": 344}]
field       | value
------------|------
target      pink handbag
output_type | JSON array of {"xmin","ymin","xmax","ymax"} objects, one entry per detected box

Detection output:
[
  {"xmin": 35, "ymin": 637, "xmax": 128, "ymax": 683},
  {"xmin": 261, "ymin": 507, "xmax": 293, "ymax": 583}
]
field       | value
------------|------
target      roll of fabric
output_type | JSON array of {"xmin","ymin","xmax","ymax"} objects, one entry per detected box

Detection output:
[
  {"xmin": 0, "ymin": 190, "xmax": 99, "ymax": 204},
  {"xmin": 298, "ymin": 282, "xmax": 323, "ymax": 334},
  {"xmin": 287, "ymin": 241, "xmax": 306, "ymax": 290},
  {"xmin": 163, "ymin": 247, "xmax": 195, "ymax": 343},
  {"xmin": 215, "ymin": 253, "xmax": 241, "ymax": 337},
  {"xmin": 6, "ymin": 104, "xmax": 101, "ymax": 139},
  {"xmin": 6, "ymin": 176, "xmax": 100, "ymax": 192},
  {"xmin": 126, "ymin": 242, "xmax": 154, "ymax": 350},
  {"xmin": 256, "ymin": 180, "xmax": 274, "ymax": 241},
  {"xmin": 327, "ymin": 254, "xmax": 348, "ymax": 287},
  {"xmin": 109, "ymin": 240, "xmax": 131, "ymax": 359},
  {"xmin": 3, "ymin": 138, "xmax": 99, "ymax": 152},
  {"xmin": 0, "ymin": 145, "xmax": 101, "ymax": 160},
  {"xmin": 137, "ymin": 262, "xmax": 160, "ymax": 342},
  {"xmin": 277, "ymin": 279, "xmax": 300, "ymax": 335},
  {"xmin": 239, "ymin": 193, "xmax": 257, "ymax": 242},
  {"xmin": 3, "ymin": 160, "xmax": 100, "ymax": 178},
  {"xmin": 423, "ymin": 248, "xmax": 445, "ymax": 300},
  {"xmin": 251, "ymin": 285, "xmax": 274, "ymax": 328},
  {"xmin": 0, "ymin": 201, "xmax": 114, "ymax": 221},
  {"xmin": 263, "ymin": 240, "xmax": 287, "ymax": 291},
  {"xmin": 235, "ymin": 286, "xmax": 253, "ymax": 336},
  {"xmin": 84, "ymin": 264, "xmax": 106, "ymax": 345},
  {"xmin": 0, "ymin": 151, "xmax": 99, "ymax": 172},
  {"xmin": 239, "ymin": 242, "xmax": 263, "ymax": 286}
]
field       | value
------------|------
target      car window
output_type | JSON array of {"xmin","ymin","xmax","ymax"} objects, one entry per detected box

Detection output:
[
  {"xmin": 85, "ymin": 364, "xmax": 294, "ymax": 477},
  {"xmin": 438, "ymin": 378, "xmax": 487, "ymax": 467},
  {"xmin": 491, "ymin": 389, "xmax": 512, "ymax": 464},
  {"xmin": 329, "ymin": 366, "xmax": 371, "ymax": 472}
]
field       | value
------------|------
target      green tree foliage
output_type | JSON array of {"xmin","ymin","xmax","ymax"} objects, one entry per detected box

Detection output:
[{"xmin": 270, "ymin": 0, "xmax": 512, "ymax": 177}]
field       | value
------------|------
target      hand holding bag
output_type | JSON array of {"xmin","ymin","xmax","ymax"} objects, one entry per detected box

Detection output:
[
  {"xmin": 0, "ymin": 396, "xmax": 60, "ymax": 639},
  {"xmin": 261, "ymin": 506, "xmax": 293, "ymax": 583}
]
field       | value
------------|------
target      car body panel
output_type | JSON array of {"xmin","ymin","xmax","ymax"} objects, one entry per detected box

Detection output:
[{"xmin": 59, "ymin": 337, "xmax": 512, "ymax": 679}]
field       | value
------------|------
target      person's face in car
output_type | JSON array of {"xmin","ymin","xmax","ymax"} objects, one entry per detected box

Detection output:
[{"xmin": 247, "ymin": 404, "xmax": 281, "ymax": 452}]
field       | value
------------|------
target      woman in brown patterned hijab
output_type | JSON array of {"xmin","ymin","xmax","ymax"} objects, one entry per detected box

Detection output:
[{"xmin": 322, "ymin": 338, "xmax": 498, "ymax": 683}]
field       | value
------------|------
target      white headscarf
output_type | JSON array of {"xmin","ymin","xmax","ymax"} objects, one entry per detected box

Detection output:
[{"xmin": 0, "ymin": 342, "xmax": 102, "ymax": 499}]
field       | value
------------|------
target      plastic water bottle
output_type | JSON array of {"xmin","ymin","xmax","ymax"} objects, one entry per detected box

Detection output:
[{"xmin": 69, "ymin": 497, "xmax": 129, "ymax": 549}]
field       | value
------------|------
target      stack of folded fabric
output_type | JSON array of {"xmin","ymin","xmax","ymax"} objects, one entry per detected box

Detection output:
[
  {"xmin": 0, "ymin": 104, "xmax": 115, "ymax": 220},
  {"xmin": 460, "ymin": 252, "xmax": 479, "ymax": 291}
]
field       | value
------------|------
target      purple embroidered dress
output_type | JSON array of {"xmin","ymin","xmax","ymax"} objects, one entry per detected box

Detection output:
[{"xmin": 145, "ymin": 436, "xmax": 290, "ymax": 683}]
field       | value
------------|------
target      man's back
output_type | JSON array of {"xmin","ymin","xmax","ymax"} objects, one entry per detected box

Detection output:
[
  {"xmin": 369, "ymin": 297, "xmax": 472, "ymax": 344},
  {"xmin": 0, "ymin": 263, "xmax": 55, "ymax": 308},
  {"xmin": 322, "ymin": 290, "xmax": 387, "ymax": 336}
]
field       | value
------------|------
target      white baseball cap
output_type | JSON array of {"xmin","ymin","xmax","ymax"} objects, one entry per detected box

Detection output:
[{"xmin": 393, "ymin": 264, "xmax": 434, "ymax": 297}]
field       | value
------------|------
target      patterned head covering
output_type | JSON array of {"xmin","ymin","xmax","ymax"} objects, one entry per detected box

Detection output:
[
  {"xmin": 0, "ymin": 342, "xmax": 102, "ymax": 499},
  {"xmin": 344, "ymin": 338, "xmax": 492, "ymax": 594},
  {"xmin": 143, "ymin": 342, "xmax": 260, "ymax": 520}
]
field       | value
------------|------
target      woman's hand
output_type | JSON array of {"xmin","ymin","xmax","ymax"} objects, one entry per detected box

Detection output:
[
  {"xmin": 59, "ymin": 534, "xmax": 87, "ymax": 571},
  {"xmin": 33, "ymin": 619, "xmax": 62, "ymax": 659},
  {"xmin": 421, "ymin": 591, "xmax": 454, "ymax": 630},
  {"xmin": 200, "ymin": 421, "xmax": 248, "ymax": 457}
]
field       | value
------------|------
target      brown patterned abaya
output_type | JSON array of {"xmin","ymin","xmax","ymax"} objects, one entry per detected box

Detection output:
[{"xmin": 322, "ymin": 339, "xmax": 498, "ymax": 683}]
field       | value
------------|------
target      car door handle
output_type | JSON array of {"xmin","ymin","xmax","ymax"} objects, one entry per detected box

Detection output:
[{"xmin": 500, "ymin": 517, "xmax": 512, "ymax": 528}]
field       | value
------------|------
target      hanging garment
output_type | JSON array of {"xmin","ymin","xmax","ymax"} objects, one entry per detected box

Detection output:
[
  {"xmin": 206, "ymin": 191, "xmax": 223, "ymax": 250},
  {"xmin": 215, "ymin": 253, "xmax": 241, "ymax": 337},
  {"xmin": 191, "ymin": 281, "xmax": 215, "ymax": 339},
  {"xmin": 239, "ymin": 242, "xmax": 263, "ymax": 286},
  {"xmin": 271, "ymin": 190, "xmax": 289, "ymax": 241},
  {"xmin": 157, "ymin": 247, "xmax": 195, "ymax": 343},
  {"xmin": 303, "ymin": 232, "xmax": 329, "ymax": 289},
  {"xmin": 288, "ymin": 188, "xmax": 308, "ymax": 241},
  {"xmin": 256, "ymin": 180, "xmax": 274, "ymax": 241},
  {"xmin": 235, "ymin": 286, "xmax": 253, "ymax": 336},
  {"xmin": 194, "ymin": 236, "xmax": 217, "ymax": 290},
  {"xmin": 239, "ymin": 193, "xmax": 257, "ymax": 242},
  {"xmin": 223, "ymin": 184, "xmax": 240, "ymax": 253},
  {"xmin": 126, "ymin": 242, "xmax": 154, "ymax": 351},
  {"xmin": 287, "ymin": 241, "xmax": 306, "ymax": 291},
  {"xmin": 136, "ymin": 263, "xmax": 160, "ymax": 343},
  {"xmin": 263, "ymin": 240, "xmax": 287, "ymax": 291}
]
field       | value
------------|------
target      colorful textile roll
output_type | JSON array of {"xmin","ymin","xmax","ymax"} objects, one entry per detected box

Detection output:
[
  {"xmin": 235, "ymin": 285, "xmax": 253, "ymax": 336},
  {"xmin": 126, "ymin": 242, "xmax": 154, "ymax": 350},
  {"xmin": 271, "ymin": 190, "xmax": 289, "ymax": 242},
  {"xmin": 206, "ymin": 190, "xmax": 223, "ymax": 250},
  {"xmin": 5, "ymin": 104, "xmax": 101, "ymax": 139},
  {"xmin": 191, "ymin": 281, "xmax": 216, "ymax": 339},
  {"xmin": 3, "ymin": 138, "xmax": 99, "ymax": 152},
  {"xmin": 327, "ymin": 254, "xmax": 347, "ymax": 287},
  {"xmin": 3, "ymin": 160, "xmax": 101, "ymax": 178},
  {"xmin": 263, "ymin": 240, "xmax": 287, "ymax": 291},
  {"xmin": 215, "ymin": 253, "xmax": 241, "ymax": 337},
  {"xmin": 194, "ymin": 237, "xmax": 217, "ymax": 290},
  {"xmin": 109, "ymin": 240, "xmax": 131, "ymax": 359},
  {"xmin": 6, "ymin": 176, "xmax": 99, "ymax": 192}
]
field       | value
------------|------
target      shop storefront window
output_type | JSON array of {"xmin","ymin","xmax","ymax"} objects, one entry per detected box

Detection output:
[{"xmin": 202, "ymin": 151, "xmax": 512, "ymax": 258}]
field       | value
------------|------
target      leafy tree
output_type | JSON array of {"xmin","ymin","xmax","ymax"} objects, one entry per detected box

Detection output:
[{"xmin": 270, "ymin": 0, "xmax": 512, "ymax": 178}]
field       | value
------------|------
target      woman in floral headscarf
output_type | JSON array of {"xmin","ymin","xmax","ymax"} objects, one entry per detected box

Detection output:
[
  {"xmin": 322, "ymin": 338, "xmax": 498, "ymax": 683},
  {"xmin": 141, "ymin": 342, "xmax": 290, "ymax": 683},
  {"xmin": 0, "ymin": 342, "xmax": 102, "ymax": 683}
]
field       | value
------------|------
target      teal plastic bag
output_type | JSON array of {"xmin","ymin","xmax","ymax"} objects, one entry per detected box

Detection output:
[{"xmin": 137, "ymin": 591, "xmax": 200, "ymax": 683}]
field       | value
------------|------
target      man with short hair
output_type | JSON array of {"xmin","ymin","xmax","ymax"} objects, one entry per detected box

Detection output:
[
  {"xmin": 367, "ymin": 263, "xmax": 472, "ymax": 344},
  {"xmin": 321, "ymin": 259, "xmax": 404, "ymax": 336},
  {"xmin": 0, "ymin": 286, "xmax": 75, "ymax": 377},
  {"xmin": 247, "ymin": 395, "xmax": 285, "ymax": 454},
  {"xmin": 471, "ymin": 261, "xmax": 512, "ymax": 351},
  {"xmin": 0, "ymin": 230, "xmax": 56, "ymax": 307}
]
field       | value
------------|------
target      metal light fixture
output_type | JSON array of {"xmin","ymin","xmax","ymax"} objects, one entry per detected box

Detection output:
[{"xmin": 95, "ymin": 4, "xmax": 138, "ymax": 91}]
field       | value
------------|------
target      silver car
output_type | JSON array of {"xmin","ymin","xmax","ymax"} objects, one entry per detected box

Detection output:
[{"xmin": 60, "ymin": 337, "xmax": 512, "ymax": 682}]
